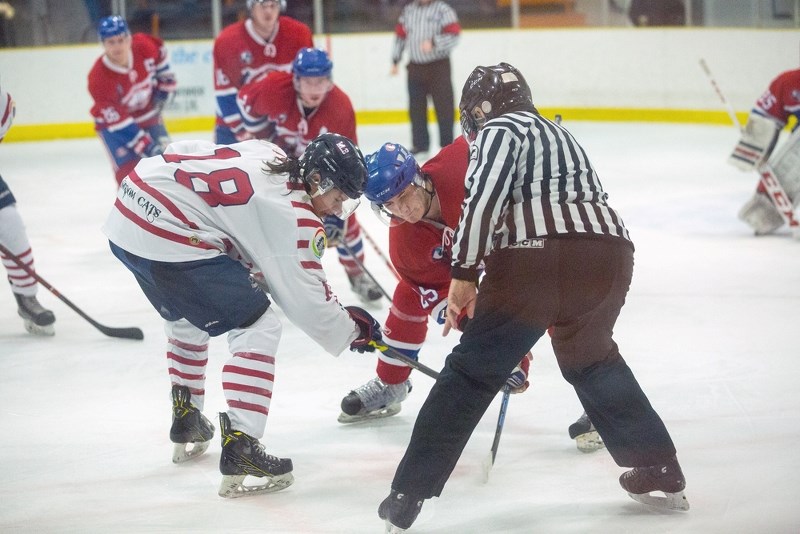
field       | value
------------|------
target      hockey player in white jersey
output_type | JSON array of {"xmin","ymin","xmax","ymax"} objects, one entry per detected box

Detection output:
[
  {"xmin": 0, "ymin": 86, "xmax": 56, "ymax": 335},
  {"xmin": 103, "ymin": 132, "xmax": 382, "ymax": 498}
]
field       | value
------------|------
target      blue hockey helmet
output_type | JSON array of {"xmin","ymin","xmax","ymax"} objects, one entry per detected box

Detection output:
[
  {"xmin": 364, "ymin": 142, "xmax": 420, "ymax": 205},
  {"xmin": 97, "ymin": 15, "xmax": 129, "ymax": 41},
  {"xmin": 292, "ymin": 48, "xmax": 333, "ymax": 78},
  {"xmin": 247, "ymin": 0, "xmax": 286, "ymax": 11}
]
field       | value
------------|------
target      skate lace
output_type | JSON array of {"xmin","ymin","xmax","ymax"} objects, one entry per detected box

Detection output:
[{"xmin": 355, "ymin": 378, "xmax": 407, "ymax": 411}]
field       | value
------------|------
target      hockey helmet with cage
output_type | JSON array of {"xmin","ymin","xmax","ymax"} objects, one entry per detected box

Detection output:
[
  {"xmin": 97, "ymin": 15, "xmax": 130, "ymax": 41},
  {"xmin": 248, "ymin": 0, "xmax": 286, "ymax": 11},
  {"xmin": 299, "ymin": 133, "xmax": 367, "ymax": 200},
  {"xmin": 364, "ymin": 143, "xmax": 420, "ymax": 206},
  {"xmin": 459, "ymin": 62, "xmax": 534, "ymax": 143},
  {"xmin": 293, "ymin": 48, "xmax": 333, "ymax": 79}
]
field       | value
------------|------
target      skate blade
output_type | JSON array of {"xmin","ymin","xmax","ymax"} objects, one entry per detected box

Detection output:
[
  {"xmin": 575, "ymin": 431, "xmax": 605, "ymax": 453},
  {"xmin": 384, "ymin": 520, "xmax": 407, "ymax": 533},
  {"xmin": 337, "ymin": 404, "xmax": 401, "ymax": 424},
  {"xmin": 627, "ymin": 490, "xmax": 690, "ymax": 511},
  {"xmin": 218, "ymin": 472, "xmax": 294, "ymax": 498},
  {"xmin": 23, "ymin": 320, "xmax": 55, "ymax": 336},
  {"xmin": 172, "ymin": 441, "xmax": 211, "ymax": 463}
]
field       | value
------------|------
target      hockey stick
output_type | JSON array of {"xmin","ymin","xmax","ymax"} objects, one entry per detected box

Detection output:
[
  {"xmin": 698, "ymin": 58, "xmax": 799, "ymax": 231},
  {"xmin": 367, "ymin": 340, "xmax": 440, "ymax": 379},
  {"xmin": 482, "ymin": 385, "xmax": 511, "ymax": 483},
  {"xmin": 360, "ymin": 227, "xmax": 401, "ymax": 281},
  {"xmin": 338, "ymin": 241, "xmax": 393, "ymax": 301},
  {"xmin": 0, "ymin": 243, "xmax": 145, "ymax": 340}
]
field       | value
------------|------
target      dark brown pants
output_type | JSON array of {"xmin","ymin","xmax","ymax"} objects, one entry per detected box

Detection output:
[{"xmin": 392, "ymin": 237, "xmax": 677, "ymax": 498}]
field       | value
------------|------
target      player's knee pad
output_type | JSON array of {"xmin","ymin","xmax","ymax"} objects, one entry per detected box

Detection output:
[
  {"xmin": 164, "ymin": 317, "xmax": 210, "ymax": 347},
  {"xmin": 227, "ymin": 307, "xmax": 281, "ymax": 357}
]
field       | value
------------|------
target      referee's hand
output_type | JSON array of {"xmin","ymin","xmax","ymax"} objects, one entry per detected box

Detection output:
[{"xmin": 443, "ymin": 279, "xmax": 476, "ymax": 336}]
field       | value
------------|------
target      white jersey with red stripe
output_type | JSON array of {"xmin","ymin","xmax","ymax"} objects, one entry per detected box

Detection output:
[{"xmin": 102, "ymin": 138, "xmax": 358, "ymax": 356}]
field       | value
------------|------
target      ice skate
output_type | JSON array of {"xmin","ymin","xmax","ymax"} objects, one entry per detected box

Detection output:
[
  {"xmin": 338, "ymin": 377, "xmax": 412, "ymax": 424},
  {"xmin": 619, "ymin": 455, "xmax": 689, "ymax": 511},
  {"xmin": 378, "ymin": 489, "xmax": 424, "ymax": 533},
  {"xmin": 348, "ymin": 272, "xmax": 383, "ymax": 303},
  {"xmin": 170, "ymin": 385, "xmax": 214, "ymax": 463},
  {"xmin": 217, "ymin": 412, "xmax": 294, "ymax": 498},
  {"xmin": 568, "ymin": 411, "xmax": 605, "ymax": 453},
  {"xmin": 14, "ymin": 293, "xmax": 55, "ymax": 336}
]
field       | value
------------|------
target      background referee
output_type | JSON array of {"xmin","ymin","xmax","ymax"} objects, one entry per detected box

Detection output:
[{"xmin": 390, "ymin": 0, "xmax": 460, "ymax": 155}]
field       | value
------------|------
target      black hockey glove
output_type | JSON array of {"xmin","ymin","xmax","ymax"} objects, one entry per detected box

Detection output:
[{"xmin": 346, "ymin": 305, "xmax": 381, "ymax": 353}]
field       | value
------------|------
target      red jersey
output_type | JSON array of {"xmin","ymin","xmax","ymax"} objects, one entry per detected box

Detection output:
[
  {"xmin": 213, "ymin": 17, "xmax": 313, "ymax": 134},
  {"xmin": 754, "ymin": 68, "xmax": 800, "ymax": 128},
  {"xmin": 237, "ymin": 71, "xmax": 357, "ymax": 157},
  {"xmin": 389, "ymin": 136, "xmax": 470, "ymax": 301},
  {"xmin": 88, "ymin": 33, "xmax": 174, "ymax": 132}
]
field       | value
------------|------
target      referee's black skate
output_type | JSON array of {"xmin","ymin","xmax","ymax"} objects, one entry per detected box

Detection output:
[
  {"xmin": 619, "ymin": 455, "xmax": 689, "ymax": 511},
  {"xmin": 568, "ymin": 411, "xmax": 604, "ymax": 453},
  {"xmin": 378, "ymin": 489, "xmax": 424, "ymax": 533},
  {"xmin": 15, "ymin": 293, "xmax": 55, "ymax": 336},
  {"xmin": 170, "ymin": 385, "xmax": 214, "ymax": 463},
  {"xmin": 217, "ymin": 412, "xmax": 294, "ymax": 498}
]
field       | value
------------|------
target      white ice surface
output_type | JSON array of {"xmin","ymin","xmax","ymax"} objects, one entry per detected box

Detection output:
[{"xmin": 1, "ymin": 122, "xmax": 799, "ymax": 533}]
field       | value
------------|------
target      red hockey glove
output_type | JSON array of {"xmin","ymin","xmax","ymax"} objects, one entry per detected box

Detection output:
[
  {"xmin": 506, "ymin": 351, "xmax": 532, "ymax": 394},
  {"xmin": 346, "ymin": 305, "xmax": 382, "ymax": 353}
]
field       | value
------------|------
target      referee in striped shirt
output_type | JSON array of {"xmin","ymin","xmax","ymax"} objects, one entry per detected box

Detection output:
[
  {"xmin": 391, "ymin": 0, "xmax": 460, "ymax": 155},
  {"xmin": 378, "ymin": 63, "xmax": 688, "ymax": 531}
]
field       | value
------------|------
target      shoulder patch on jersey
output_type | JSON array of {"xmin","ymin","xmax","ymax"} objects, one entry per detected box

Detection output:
[{"xmin": 311, "ymin": 227, "xmax": 327, "ymax": 258}]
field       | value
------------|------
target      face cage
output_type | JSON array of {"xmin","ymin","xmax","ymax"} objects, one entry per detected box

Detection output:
[
  {"xmin": 312, "ymin": 172, "xmax": 361, "ymax": 219},
  {"xmin": 369, "ymin": 173, "xmax": 427, "ymax": 226},
  {"xmin": 460, "ymin": 110, "xmax": 478, "ymax": 143}
]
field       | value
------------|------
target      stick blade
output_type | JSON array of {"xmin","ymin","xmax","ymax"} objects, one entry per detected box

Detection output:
[{"xmin": 98, "ymin": 325, "xmax": 145, "ymax": 340}]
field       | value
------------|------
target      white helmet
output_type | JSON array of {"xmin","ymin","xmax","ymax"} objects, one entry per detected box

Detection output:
[{"xmin": 247, "ymin": 0, "xmax": 286, "ymax": 11}]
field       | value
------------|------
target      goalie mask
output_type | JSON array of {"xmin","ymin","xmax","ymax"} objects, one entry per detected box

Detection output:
[
  {"xmin": 300, "ymin": 133, "xmax": 366, "ymax": 217},
  {"xmin": 459, "ymin": 62, "xmax": 534, "ymax": 143}
]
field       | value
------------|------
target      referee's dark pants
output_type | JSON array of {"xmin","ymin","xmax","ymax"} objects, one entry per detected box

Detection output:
[
  {"xmin": 407, "ymin": 58, "xmax": 454, "ymax": 152},
  {"xmin": 391, "ymin": 237, "xmax": 677, "ymax": 498}
]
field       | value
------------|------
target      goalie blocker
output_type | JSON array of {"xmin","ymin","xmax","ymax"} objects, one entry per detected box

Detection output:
[{"xmin": 732, "ymin": 120, "xmax": 800, "ymax": 237}]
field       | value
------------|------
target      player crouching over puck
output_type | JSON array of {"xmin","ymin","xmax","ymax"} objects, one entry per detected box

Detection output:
[{"xmin": 103, "ymin": 133, "xmax": 383, "ymax": 497}]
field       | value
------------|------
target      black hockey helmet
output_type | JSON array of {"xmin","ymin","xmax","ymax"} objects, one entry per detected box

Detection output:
[
  {"xmin": 299, "ymin": 133, "xmax": 367, "ymax": 199},
  {"xmin": 459, "ymin": 62, "xmax": 534, "ymax": 142}
]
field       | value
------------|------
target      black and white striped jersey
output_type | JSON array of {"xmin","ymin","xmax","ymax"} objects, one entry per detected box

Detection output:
[
  {"xmin": 451, "ymin": 111, "xmax": 632, "ymax": 279},
  {"xmin": 392, "ymin": 1, "xmax": 460, "ymax": 66}
]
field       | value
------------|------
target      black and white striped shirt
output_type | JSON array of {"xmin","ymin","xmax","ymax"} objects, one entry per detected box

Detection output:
[
  {"xmin": 392, "ymin": 1, "xmax": 460, "ymax": 66},
  {"xmin": 451, "ymin": 111, "xmax": 632, "ymax": 280}
]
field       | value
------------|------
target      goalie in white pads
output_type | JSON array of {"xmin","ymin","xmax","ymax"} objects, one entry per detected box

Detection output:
[
  {"xmin": 728, "ymin": 67, "xmax": 800, "ymax": 236},
  {"xmin": 0, "ymin": 86, "xmax": 56, "ymax": 336},
  {"xmin": 103, "ymin": 133, "xmax": 382, "ymax": 498}
]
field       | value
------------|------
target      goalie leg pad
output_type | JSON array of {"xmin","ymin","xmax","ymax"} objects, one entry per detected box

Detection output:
[
  {"xmin": 738, "ymin": 191, "xmax": 785, "ymax": 235},
  {"xmin": 766, "ymin": 126, "xmax": 800, "ymax": 205}
]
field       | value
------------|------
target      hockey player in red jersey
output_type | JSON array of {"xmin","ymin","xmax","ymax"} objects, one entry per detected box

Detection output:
[
  {"xmin": 88, "ymin": 15, "xmax": 176, "ymax": 185},
  {"xmin": 212, "ymin": 0, "xmax": 312, "ymax": 144},
  {"xmin": 237, "ymin": 47, "xmax": 383, "ymax": 303},
  {"xmin": 728, "ymin": 67, "xmax": 800, "ymax": 236},
  {"xmin": 103, "ymin": 133, "xmax": 383, "ymax": 498},
  {"xmin": 336, "ymin": 139, "xmax": 534, "ymax": 421},
  {"xmin": 0, "ymin": 86, "xmax": 56, "ymax": 335}
]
